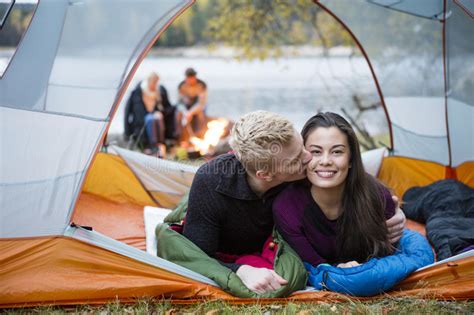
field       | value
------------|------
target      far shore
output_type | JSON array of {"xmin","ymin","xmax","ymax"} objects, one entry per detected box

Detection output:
[
  {"xmin": 148, "ymin": 45, "xmax": 356, "ymax": 58},
  {"xmin": 0, "ymin": 45, "xmax": 356, "ymax": 59}
]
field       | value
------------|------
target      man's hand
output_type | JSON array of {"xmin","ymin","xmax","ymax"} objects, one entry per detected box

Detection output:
[
  {"xmin": 337, "ymin": 261, "xmax": 360, "ymax": 268},
  {"xmin": 386, "ymin": 196, "xmax": 406, "ymax": 243},
  {"xmin": 236, "ymin": 265, "xmax": 288, "ymax": 294}
]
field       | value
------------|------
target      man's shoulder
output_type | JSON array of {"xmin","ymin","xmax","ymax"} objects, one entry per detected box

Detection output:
[
  {"xmin": 197, "ymin": 79, "xmax": 207, "ymax": 89},
  {"xmin": 196, "ymin": 153, "xmax": 240, "ymax": 178}
]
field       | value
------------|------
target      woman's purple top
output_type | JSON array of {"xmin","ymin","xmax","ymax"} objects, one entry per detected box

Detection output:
[{"xmin": 273, "ymin": 182, "xmax": 395, "ymax": 266}]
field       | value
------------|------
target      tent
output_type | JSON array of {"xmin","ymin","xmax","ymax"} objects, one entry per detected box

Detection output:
[
  {"xmin": 315, "ymin": 0, "xmax": 474, "ymax": 197},
  {"xmin": 1, "ymin": 0, "xmax": 473, "ymax": 308}
]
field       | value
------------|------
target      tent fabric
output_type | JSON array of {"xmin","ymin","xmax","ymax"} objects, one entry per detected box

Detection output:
[
  {"xmin": 0, "ymin": 237, "xmax": 228, "ymax": 308},
  {"xmin": 0, "ymin": 107, "xmax": 106, "ymax": 238},
  {"xmin": 1, "ymin": 0, "xmax": 474, "ymax": 307},
  {"xmin": 457, "ymin": 161, "xmax": 474, "ymax": 187},
  {"xmin": 317, "ymin": 0, "xmax": 473, "ymax": 167},
  {"xmin": 455, "ymin": 0, "xmax": 474, "ymax": 17},
  {"xmin": 81, "ymin": 152, "xmax": 156, "ymax": 207},
  {"xmin": 0, "ymin": 1, "xmax": 68, "ymax": 111},
  {"xmin": 1, "ymin": 236, "xmax": 473, "ymax": 308},
  {"xmin": 446, "ymin": 2, "xmax": 474, "ymax": 166},
  {"xmin": 46, "ymin": 0, "xmax": 194, "ymax": 120},
  {"xmin": 2, "ymin": 151, "xmax": 474, "ymax": 307},
  {"xmin": 377, "ymin": 156, "xmax": 474, "ymax": 199},
  {"xmin": 368, "ymin": 0, "xmax": 444, "ymax": 19},
  {"xmin": 73, "ymin": 193, "xmax": 147, "ymax": 250},
  {"xmin": 384, "ymin": 97, "xmax": 449, "ymax": 165},
  {"xmin": 113, "ymin": 146, "xmax": 198, "ymax": 208},
  {"xmin": 64, "ymin": 225, "xmax": 217, "ymax": 287},
  {"xmin": 0, "ymin": 0, "xmax": 192, "ymax": 239},
  {"xmin": 377, "ymin": 156, "xmax": 446, "ymax": 198},
  {"xmin": 392, "ymin": 255, "xmax": 474, "ymax": 299}
]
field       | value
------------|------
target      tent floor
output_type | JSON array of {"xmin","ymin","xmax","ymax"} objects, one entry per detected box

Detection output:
[{"xmin": 73, "ymin": 192, "xmax": 147, "ymax": 250}]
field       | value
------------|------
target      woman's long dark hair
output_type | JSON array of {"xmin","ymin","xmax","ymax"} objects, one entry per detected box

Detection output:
[{"xmin": 301, "ymin": 112, "xmax": 393, "ymax": 263}]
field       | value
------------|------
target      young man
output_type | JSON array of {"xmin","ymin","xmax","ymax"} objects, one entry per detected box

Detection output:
[
  {"xmin": 183, "ymin": 110, "xmax": 406, "ymax": 294},
  {"xmin": 177, "ymin": 68, "xmax": 208, "ymax": 137}
]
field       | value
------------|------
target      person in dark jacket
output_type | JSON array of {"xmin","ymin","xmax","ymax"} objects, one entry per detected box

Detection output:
[{"xmin": 124, "ymin": 72, "xmax": 180, "ymax": 155}]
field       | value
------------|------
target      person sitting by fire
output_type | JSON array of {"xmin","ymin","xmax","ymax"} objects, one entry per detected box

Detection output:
[
  {"xmin": 178, "ymin": 67, "xmax": 208, "ymax": 139},
  {"xmin": 124, "ymin": 72, "xmax": 180, "ymax": 156}
]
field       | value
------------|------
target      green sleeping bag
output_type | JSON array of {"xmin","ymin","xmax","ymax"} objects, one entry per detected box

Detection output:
[{"xmin": 156, "ymin": 223, "xmax": 307, "ymax": 298}]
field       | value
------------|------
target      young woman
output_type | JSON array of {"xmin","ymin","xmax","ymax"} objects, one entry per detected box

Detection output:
[{"xmin": 273, "ymin": 112, "xmax": 395, "ymax": 268}]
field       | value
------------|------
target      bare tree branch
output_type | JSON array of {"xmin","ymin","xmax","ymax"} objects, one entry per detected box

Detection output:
[{"xmin": 341, "ymin": 107, "xmax": 377, "ymax": 151}]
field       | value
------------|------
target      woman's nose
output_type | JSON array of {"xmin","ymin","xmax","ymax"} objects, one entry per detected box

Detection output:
[{"xmin": 318, "ymin": 153, "xmax": 332, "ymax": 165}]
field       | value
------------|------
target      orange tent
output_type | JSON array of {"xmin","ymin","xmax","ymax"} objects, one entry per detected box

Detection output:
[
  {"xmin": 1, "ymin": 0, "xmax": 473, "ymax": 308},
  {"xmin": 2, "ymin": 149, "xmax": 473, "ymax": 308}
]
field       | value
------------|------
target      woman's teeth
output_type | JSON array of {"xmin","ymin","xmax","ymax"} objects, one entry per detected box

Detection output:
[{"xmin": 316, "ymin": 171, "xmax": 336, "ymax": 178}]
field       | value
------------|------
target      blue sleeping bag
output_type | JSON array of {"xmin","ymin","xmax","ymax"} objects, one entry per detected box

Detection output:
[{"xmin": 305, "ymin": 230, "xmax": 434, "ymax": 296}]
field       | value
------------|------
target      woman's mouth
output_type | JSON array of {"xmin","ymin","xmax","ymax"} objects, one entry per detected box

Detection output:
[{"xmin": 315, "ymin": 170, "xmax": 337, "ymax": 178}]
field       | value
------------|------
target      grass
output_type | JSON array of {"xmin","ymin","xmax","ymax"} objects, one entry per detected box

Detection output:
[{"xmin": 2, "ymin": 298, "xmax": 473, "ymax": 314}]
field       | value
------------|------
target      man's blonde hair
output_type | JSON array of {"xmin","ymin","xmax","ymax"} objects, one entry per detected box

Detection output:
[{"xmin": 230, "ymin": 110, "xmax": 295, "ymax": 172}]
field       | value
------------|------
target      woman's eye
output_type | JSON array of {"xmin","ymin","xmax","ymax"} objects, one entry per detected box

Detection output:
[
  {"xmin": 311, "ymin": 150, "xmax": 321, "ymax": 155},
  {"xmin": 333, "ymin": 150, "xmax": 343, "ymax": 155}
]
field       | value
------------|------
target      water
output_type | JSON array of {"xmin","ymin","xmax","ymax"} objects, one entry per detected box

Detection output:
[
  {"xmin": 0, "ymin": 51, "xmax": 389, "ymax": 135},
  {"xmin": 110, "ymin": 56, "xmax": 389, "ymax": 136}
]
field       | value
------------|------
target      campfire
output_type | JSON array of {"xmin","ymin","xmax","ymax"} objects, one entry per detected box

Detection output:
[{"xmin": 190, "ymin": 118, "xmax": 230, "ymax": 155}]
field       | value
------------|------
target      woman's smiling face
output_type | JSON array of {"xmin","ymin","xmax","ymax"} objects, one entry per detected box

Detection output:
[{"xmin": 305, "ymin": 126, "xmax": 351, "ymax": 190}]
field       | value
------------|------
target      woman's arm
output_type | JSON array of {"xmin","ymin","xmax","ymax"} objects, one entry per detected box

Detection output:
[{"xmin": 273, "ymin": 202, "xmax": 327, "ymax": 266}]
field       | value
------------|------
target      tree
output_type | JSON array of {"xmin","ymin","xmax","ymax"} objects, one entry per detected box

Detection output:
[{"xmin": 205, "ymin": 0, "xmax": 353, "ymax": 60}]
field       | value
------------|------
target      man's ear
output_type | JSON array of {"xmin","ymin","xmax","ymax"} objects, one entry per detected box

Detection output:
[{"xmin": 256, "ymin": 170, "xmax": 272, "ymax": 182}]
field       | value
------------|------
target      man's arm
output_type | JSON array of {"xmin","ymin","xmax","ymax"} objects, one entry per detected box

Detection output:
[
  {"xmin": 177, "ymin": 81, "xmax": 186, "ymax": 103},
  {"xmin": 183, "ymin": 165, "xmax": 287, "ymax": 294},
  {"xmin": 196, "ymin": 85, "xmax": 208, "ymax": 111}
]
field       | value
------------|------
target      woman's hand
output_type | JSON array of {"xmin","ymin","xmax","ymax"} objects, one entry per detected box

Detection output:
[
  {"xmin": 337, "ymin": 261, "xmax": 360, "ymax": 268},
  {"xmin": 236, "ymin": 265, "xmax": 288, "ymax": 294},
  {"xmin": 386, "ymin": 196, "xmax": 406, "ymax": 243}
]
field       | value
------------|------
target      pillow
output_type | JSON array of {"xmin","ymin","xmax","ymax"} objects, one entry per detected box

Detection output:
[{"xmin": 144, "ymin": 206, "xmax": 172, "ymax": 255}]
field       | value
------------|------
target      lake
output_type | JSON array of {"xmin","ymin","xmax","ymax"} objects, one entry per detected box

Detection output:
[
  {"xmin": 109, "ymin": 55, "xmax": 389, "ymax": 136},
  {"xmin": 0, "ymin": 51, "xmax": 389, "ymax": 136}
]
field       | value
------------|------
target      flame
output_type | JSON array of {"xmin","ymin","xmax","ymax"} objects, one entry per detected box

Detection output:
[{"xmin": 191, "ymin": 118, "xmax": 229, "ymax": 155}]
